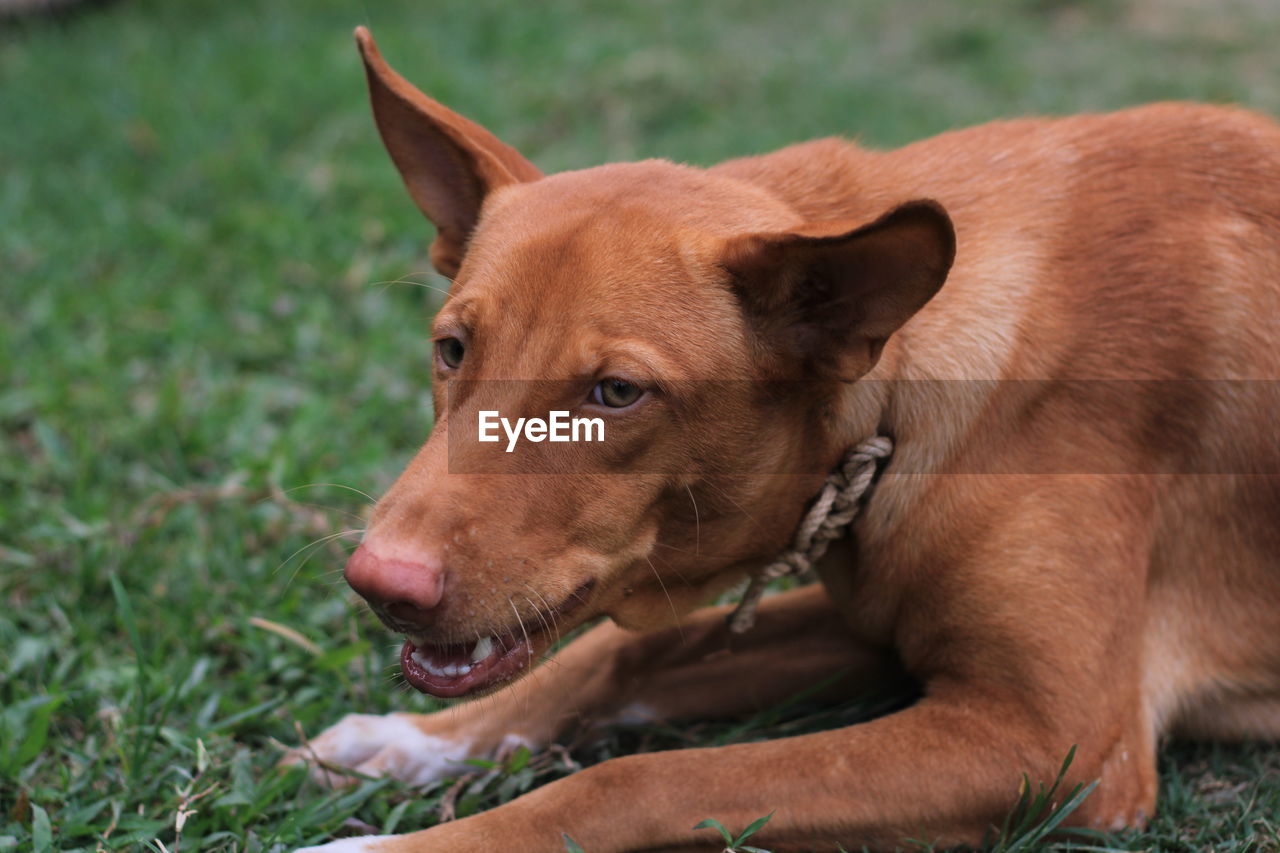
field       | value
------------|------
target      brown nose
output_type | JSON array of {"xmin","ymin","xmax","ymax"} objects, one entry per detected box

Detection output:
[{"xmin": 343, "ymin": 543, "xmax": 445, "ymax": 626}]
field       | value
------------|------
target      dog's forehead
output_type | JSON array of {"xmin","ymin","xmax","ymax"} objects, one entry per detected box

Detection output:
[
  {"xmin": 449, "ymin": 229, "xmax": 746, "ymax": 378},
  {"xmin": 432, "ymin": 166, "xmax": 779, "ymax": 378},
  {"xmin": 458, "ymin": 207, "xmax": 699, "ymax": 324},
  {"xmin": 458, "ymin": 160, "xmax": 796, "ymax": 304},
  {"xmin": 431, "ymin": 161, "xmax": 797, "ymax": 377}
]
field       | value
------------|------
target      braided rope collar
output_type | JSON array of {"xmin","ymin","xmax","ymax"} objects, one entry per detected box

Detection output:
[{"xmin": 727, "ymin": 436, "xmax": 893, "ymax": 633}]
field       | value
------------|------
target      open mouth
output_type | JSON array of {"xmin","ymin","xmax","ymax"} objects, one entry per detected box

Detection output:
[
  {"xmin": 398, "ymin": 580, "xmax": 595, "ymax": 698},
  {"xmin": 400, "ymin": 629, "xmax": 532, "ymax": 698}
]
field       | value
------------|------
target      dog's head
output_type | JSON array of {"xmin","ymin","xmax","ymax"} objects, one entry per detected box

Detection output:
[{"xmin": 343, "ymin": 28, "xmax": 954, "ymax": 697}]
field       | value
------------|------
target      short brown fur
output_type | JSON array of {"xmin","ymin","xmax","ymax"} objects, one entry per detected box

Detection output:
[{"xmin": 288, "ymin": 28, "xmax": 1280, "ymax": 852}]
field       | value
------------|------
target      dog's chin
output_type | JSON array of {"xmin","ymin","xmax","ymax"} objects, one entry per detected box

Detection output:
[{"xmin": 605, "ymin": 567, "xmax": 749, "ymax": 632}]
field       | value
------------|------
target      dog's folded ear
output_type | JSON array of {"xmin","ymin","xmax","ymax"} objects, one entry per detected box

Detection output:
[
  {"xmin": 355, "ymin": 27, "xmax": 542, "ymax": 278},
  {"xmin": 721, "ymin": 200, "xmax": 955, "ymax": 380}
]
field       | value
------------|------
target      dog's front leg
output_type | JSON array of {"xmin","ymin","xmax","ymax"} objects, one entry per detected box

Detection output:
[
  {"xmin": 291, "ymin": 694, "xmax": 1091, "ymax": 852},
  {"xmin": 289, "ymin": 584, "xmax": 909, "ymax": 853}
]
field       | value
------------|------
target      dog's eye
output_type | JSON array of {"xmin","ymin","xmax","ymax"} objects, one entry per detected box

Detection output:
[
  {"xmin": 592, "ymin": 378, "xmax": 643, "ymax": 408},
  {"xmin": 436, "ymin": 337, "xmax": 465, "ymax": 369}
]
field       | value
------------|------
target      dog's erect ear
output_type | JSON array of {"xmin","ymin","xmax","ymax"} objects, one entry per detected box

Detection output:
[
  {"xmin": 721, "ymin": 200, "xmax": 955, "ymax": 379},
  {"xmin": 354, "ymin": 27, "xmax": 542, "ymax": 277}
]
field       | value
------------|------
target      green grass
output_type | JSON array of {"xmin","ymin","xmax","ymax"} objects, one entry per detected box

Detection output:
[{"xmin": 3, "ymin": 0, "xmax": 1280, "ymax": 849}]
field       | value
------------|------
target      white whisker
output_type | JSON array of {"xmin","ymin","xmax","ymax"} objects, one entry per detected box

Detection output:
[{"xmin": 644, "ymin": 556, "xmax": 685, "ymax": 644}]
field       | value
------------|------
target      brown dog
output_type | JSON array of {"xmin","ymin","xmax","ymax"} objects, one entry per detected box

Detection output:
[{"xmin": 288, "ymin": 26, "xmax": 1280, "ymax": 853}]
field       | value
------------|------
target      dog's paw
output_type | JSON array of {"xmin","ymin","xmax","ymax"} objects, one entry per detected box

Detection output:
[
  {"xmin": 293, "ymin": 836, "xmax": 400, "ymax": 852},
  {"xmin": 281, "ymin": 713, "xmax": 474, "ymax": 788}
]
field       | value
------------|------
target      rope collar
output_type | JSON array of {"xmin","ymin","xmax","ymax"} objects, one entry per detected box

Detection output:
[{"xmin": 727, "ymin": 436, "xmax": 893, "ymax": 633}]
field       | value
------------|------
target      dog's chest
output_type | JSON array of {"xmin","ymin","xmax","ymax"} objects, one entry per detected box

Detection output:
[{"xmin": 812, "ymin": 534, "xmax": 903, "ymax": 645}]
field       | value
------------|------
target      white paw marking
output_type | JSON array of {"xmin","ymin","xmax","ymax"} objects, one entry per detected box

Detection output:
[
  {"xmin": 291, "ymin": 713, "xmax": 473, "ymax": 787},
  {"xmin": 294, "ymin": 835, "xmax": 394, "ymax": 852}
]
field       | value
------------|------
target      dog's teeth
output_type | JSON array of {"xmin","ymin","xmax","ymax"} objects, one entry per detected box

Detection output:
[
  {"xmin": 411, "ymin": 650, "xmax": 475, "ymax": 679},
  {"xmin": 470, "ymin": 636, "xmax": 493, "ymax": 662}
]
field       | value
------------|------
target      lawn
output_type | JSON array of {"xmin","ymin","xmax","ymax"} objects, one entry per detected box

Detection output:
[{"xmin": 2, "ymin": 0, "xmax": 1279, "ymax": 850}]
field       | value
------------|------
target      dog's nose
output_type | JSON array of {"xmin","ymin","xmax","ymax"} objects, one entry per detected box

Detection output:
[{"xmin": 343, "ymin": 544, "xmax": 445, "ymax": 625}]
